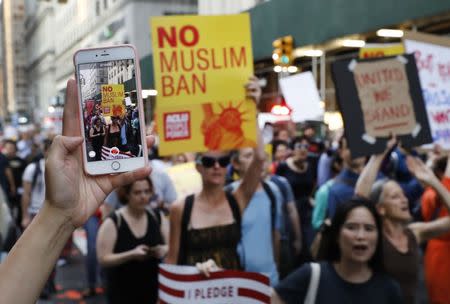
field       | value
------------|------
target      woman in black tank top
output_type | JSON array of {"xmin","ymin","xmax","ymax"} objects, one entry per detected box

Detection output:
[
  {"xmin": 97, "ymin": 177, "xmax": 167, "ymax": 304},
  {"xmin": 89, "ymin": 117, "xmax": 105, "ymax": 161}
]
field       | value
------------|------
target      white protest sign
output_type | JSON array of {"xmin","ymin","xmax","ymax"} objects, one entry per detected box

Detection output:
[
  {"xmin": 158, "ymin": 264, "xmax": 270, "ymax": 304},
  {"xmin": 279, "ymin": 71, "xmax": 324, "ymax": 122},
  {"xmin": 404, "ymin": 31, "xmax": 450, "ymax": 148}
]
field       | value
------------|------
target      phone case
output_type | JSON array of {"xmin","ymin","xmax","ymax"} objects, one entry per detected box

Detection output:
[{"xmin": 73, "ymin": 45, "xmax": 148, "ymax": 175}]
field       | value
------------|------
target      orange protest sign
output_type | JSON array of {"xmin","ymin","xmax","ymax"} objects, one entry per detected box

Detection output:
[{"xmin": 150, "ymin": 14, "xmax": 256, "ymax": 155}]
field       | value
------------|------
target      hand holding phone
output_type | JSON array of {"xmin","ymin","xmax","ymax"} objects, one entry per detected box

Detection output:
[{"xmin": 73, "ymin": 45, "xmax": 148, "ymax": 175}]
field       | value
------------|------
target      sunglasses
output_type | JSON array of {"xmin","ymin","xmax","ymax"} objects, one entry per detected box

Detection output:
[
  {"xmin": 199, "ymin": 155, "xmax": 231, "ymax": 168},
  {"xmin": 294, "ymin": 143, "xmax": 310, "ymax": 150}
]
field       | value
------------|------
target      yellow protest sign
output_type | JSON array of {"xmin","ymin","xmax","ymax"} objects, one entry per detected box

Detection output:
[
  {"xmin": 166, "ymin": 162, "xmax": 202, "ymax": 198},
  {"xmin": 151, "ymin": 14, "xmax": 256, "ymax": 155},
  {"xmin": 101, "ymin": 84, "xmax": 125, "ymax": 117},
  {"xmin": 359, "ymin": 43, "xmax": 405, "ymax": 59}
]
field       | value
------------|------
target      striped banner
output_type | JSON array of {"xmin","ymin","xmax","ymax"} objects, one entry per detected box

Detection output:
[
  {"xmin": 101, "ymin": 146, "xmax": 132, "ymax": 160},
  {"xmin": 158, "ymin": 264, "xmax": 270, "ymax": 304}
]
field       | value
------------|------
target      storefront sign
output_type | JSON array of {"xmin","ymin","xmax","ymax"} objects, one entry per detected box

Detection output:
[
  {"xmin": 332, "ymin": 54, "xmax": 432, "ymax": 157},
  {"xmin": 151, "ymin": 14, "xmax": 256, "ymax": 155},
  {"xmin": 359, "ymin": 43, "xmax": 405, "ymax": 59},
  {"xmin": 158, "ymin": 264, "xmax": 270, "ymax": 304},
  {"xmin": 403, "ymin": 31, "xmax": 450, "ymax": 148}
]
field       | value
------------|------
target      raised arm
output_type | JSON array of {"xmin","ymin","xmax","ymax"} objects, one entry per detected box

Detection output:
[
  {"xmin": 0, "ymin": 79, "xmax": 152, "ymax": 304},
  {"xmin": 407, "ymin": 155, "xmax": 450, "ymax": 244},
  {"xmin": 355, "ymin": 138, "xmax": 396, "ymax": 198},
  {"xmin": 165, "ymin": 200, "xmax": 184, "ymax": 264},
  {"xmin": 407, "ymin": 156, "xmax": 450, "ymax": 214},
  {"xmin": 233, "ymin": 76, "xmax": 265, "ymax": 213}
]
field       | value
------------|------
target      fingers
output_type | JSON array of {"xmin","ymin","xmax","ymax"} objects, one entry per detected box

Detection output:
[
  {"xmin": 196, "ymin": 262, "xmax": 211, "ymax": 278},
  {"xmin": 196, "ymin": 259, "xmax": 219, "ymax": 278},
  {"xmin": 139, "ymin": 244, "xmax": 150, "ymax": 251},
  {"xmin": 386, "ymin": 135, "xmax": 398, "ymax": 151},
  {"xmin": 146, "ymin": 135, "xmax": 155, "ymax": 149},
  {"xmin": 109, "ymin": 165, "xmax": 151, "ymax": 189},
  {"xmin": 50, "ymin": 135, "xmax": 83, "ymax": 156},
  {"xmin": 63, "ymin": 79, "xmax": 82, "ymax": 137}
]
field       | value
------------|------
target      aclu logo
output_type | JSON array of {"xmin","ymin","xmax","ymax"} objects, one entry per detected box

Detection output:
[{"xmin": 164, "ymin": 111, "xmax": 191, "ymax": 141}]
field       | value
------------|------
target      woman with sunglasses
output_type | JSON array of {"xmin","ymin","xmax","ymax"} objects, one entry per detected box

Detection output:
[
  {"xmin": 165, "ymin": 77, "xmax": 265, "ymax": 270},
  {"xmin": 276, "ymin": 136, "xmax": 317, "ymax": 263}
]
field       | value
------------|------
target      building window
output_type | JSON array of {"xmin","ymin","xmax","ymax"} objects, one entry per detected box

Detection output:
[
  {"xmin": 104, "ymin": 0, "xmax": 108, "ymax": 10},
  {"xmin": 96, "ymin": 1, "xmax": 100, "ymax": 16}
]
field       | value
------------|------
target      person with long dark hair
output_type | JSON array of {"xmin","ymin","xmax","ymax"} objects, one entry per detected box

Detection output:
[
  {"xmin": 271, "ymin": 198, "xmax": 403, "ymax": 304},
  {"xmin": 89, "ymin": 117, "xmax": 105, "ymax": 161}
]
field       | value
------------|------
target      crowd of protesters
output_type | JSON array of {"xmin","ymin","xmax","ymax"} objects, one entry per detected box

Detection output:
[
  {"xmin": 1, "ymin": 77, "xmax": 450, "ymax": 304},
  {"xmin": 84, "ymin": 103, "xmax": 142, "ymax": 161}
]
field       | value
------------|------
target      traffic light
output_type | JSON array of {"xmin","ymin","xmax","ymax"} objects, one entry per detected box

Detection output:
[{"xmin": 272, "ymin": 35, "xmax": 294, "ymax": 66}]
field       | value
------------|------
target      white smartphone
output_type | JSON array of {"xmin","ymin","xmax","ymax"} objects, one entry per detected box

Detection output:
[{"xmin": 73, "ymin": 45, "xmax": 148, "ymax": 175}]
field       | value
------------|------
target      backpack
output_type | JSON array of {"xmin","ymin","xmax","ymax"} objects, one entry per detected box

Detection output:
[
  {"xmin": 261, "ymin": 181, "xmax": 277, "ymax": 232},
  {"xmin": 31, "ymin": 158, "xmax": 43, "ymax": 192},
  {"xmin": 225, "ymin": 181, "xmax": 276, "ymax": 231}
]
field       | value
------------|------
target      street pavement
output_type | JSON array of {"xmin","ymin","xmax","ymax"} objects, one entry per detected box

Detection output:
[{"xmin": 37, "ymin": 234, "xmax": 106, "ymax": 304}]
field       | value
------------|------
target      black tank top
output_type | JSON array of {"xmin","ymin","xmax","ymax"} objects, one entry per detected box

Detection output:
[
  {"xmin": 91, "ymin": 126, "xmax": 104, "ymax": 145},
  {"xmin": 105, "ymin": 210, "xmax": 162, "ymax": 304},
  {"xmin": 177, "ymin": 192, "xmax": 242, "ymax": 270},
  {"xmin": 383, "ymin": 228, "xmax": 419, "ymax": 304}
]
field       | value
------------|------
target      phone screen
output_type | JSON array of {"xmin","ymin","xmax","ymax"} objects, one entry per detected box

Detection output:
[{"xmin": 79, "ymin": 59, "xmax": 143, "ymax": 162}]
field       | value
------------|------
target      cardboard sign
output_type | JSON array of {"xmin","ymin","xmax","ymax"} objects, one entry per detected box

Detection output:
[
  {"xmin": 158, "ymin": 264, "xmax": 270, "ymax": 304},
  {"xmin": 359, "ymin": 43, "xmax": 405, "ymax": 59},
  {"xmin": 403, "ymin": 31, "xmax": 450, "ymax": 148},
  {"xmin": 354, "ymin": 58, "xmax": 416, "ymax": 137},
  {"xmin": 151, "ymin": 14, "xmax": 256, "ymax": 155},
  {"xmin": 279, "ymin": 71, "xmax": 324, "ymax": 122},
  {"xmin": 101, "ymin": 84, "xmax": 125, "ymax": 117},
  {"xmin": 332, "ymin": 54, "xmax": 432, "ymax": 157}
]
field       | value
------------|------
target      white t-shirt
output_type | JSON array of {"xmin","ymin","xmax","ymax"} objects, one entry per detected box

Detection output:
[{"xmin": 22, "ymin": 159, "xmax": 46, "ymax": 215}]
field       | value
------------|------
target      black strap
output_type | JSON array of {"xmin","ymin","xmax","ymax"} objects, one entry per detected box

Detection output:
[
  {"xmin": 31, "ymin": 159, "xmax": 42, "ymax": 190},
  {"xmin": 177, "ymin": 194, "xmax": 195, "ymax": 265},
  {"xmin": 148, "ymin": 208, "xmax": 162, "ymax": 227},
  {"xmin": 110, "ymin": 211, "xmax": 122, "ymax": 229},
  {"xmin": 262, "ymin": 181, "xmax": 276, "ymax": 231},
  {"xmin": 271, "ymin": 176, "xmax": 288, "ymax": 201},
  {"xmin": 225, "ymin": 191, "xmax": 241, "ymax": 230}
]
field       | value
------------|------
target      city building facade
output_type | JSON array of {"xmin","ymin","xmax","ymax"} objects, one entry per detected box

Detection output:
[
  {"xmin": 24, "ymin": 0, "xmax": 197, "ymax": 125},
  {"xmin": 2, "ymin": 0, "xmax": 27, "ymax": 122}
]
